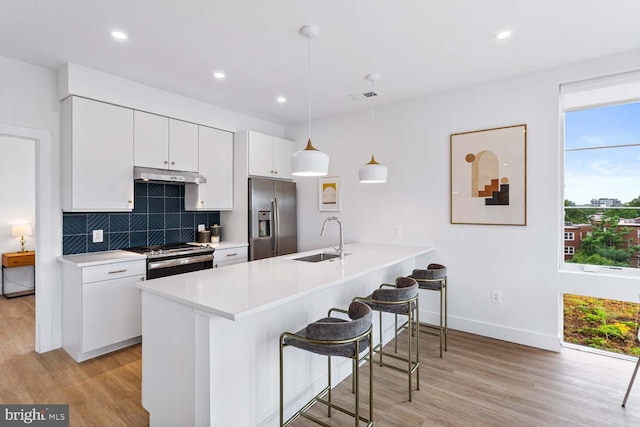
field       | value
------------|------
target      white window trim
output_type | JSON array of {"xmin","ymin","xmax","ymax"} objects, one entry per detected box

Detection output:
[
  {"xmin": 564, "ymin": 232, "xmax": 575, "ymax": 241},
  {"xmin": 559, "ymin": 72, "xmax": 640, "ymax": 278},
  {"xmin": 564, "ymin": 246, "xmax": 575, "ymax": 255}
]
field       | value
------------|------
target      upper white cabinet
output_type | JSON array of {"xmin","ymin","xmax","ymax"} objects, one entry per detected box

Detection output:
[
  {"xmin": 185, "ymin": 126, "xmax": 233, "ymax": 211},
  {"xmin": 133, "ymin": 111, "xmax": 169, "ymax": 169},
  {"xmin": 62, "ymin": 96, "xmax": 134, "ymax": 212},
  {"xmin": 169, "ymin": 119, "xmax": 199, "ymax": 172},
  {"xmin": 247, "ymin": 130, "xmax": 294, "ymax": 180},
  {"xmin": 133, "ymin": 111, "xmax": 199, "ymax": 172}
]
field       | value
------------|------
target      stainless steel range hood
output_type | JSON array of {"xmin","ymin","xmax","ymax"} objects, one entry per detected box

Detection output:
[{"xmin": 134, "ymin": 166, "xmax": 207, "ymax": 184}]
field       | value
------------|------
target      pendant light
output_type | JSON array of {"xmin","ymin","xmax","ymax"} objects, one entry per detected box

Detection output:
[
  {"xmin": 359, "ymin": 73, "xmax": 388, "ymax": 183},
  {"xmin": 291, "ymin": 25, "xmax": 329, "ymax": 177}
]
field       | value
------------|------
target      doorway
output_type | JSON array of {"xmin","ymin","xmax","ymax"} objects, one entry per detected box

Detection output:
[{"xmin": 0, "ymin": 123, "xmax": 54, "ymax": 353}]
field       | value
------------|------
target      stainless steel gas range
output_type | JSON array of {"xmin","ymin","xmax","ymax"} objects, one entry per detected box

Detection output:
[{"xmin": 124, "ymin": 243, "xmax": 215, "ymax": 279}]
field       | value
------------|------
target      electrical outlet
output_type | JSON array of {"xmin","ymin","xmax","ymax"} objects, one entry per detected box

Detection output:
[
  {"xmin": 393, "ymin": 226, "xmax": 402, "ymax": 237},
  {"xmin": 92, "ymin": 229, "xmax": 103, "ymax": 243},
  {"xmin": 198, "ymin": 224, "xmax": 205, "ymax": 231},
  {"xmin": 491, "ymin": 290, "xmax": 502, "ymax": 304}
]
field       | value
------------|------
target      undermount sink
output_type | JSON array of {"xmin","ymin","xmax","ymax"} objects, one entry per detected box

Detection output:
[{"xmin": 292, "ymin": 253, "xmax": 342, "ymax": 263}]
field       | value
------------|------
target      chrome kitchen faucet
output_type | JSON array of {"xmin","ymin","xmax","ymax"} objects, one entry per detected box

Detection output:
[{"xmin": 320, "ymin": 216, "xmax": 344, "ymax": 259}]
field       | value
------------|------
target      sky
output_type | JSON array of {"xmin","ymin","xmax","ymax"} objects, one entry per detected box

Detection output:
[{"xmin": 564, "ymin": 101, "xmax": 640, "ymax": 205}]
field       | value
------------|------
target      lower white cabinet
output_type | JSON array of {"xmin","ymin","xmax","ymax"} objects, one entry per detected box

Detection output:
[
  {"xmin": 62, "ymin": 259, "xmax": 146, "ymax": 362},
  {"xmin": 213, "ymin": 246, "xmax": 248, "ymax": 268}
]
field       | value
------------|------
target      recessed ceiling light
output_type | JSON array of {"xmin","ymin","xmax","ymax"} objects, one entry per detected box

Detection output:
[
  {"xmin": 213, "ymin": 71, "xmax": 226, "ymax": 80},
  {"xmin": 277, "ymin": 96, "xmax": 286, "ymax": 103},
  {"xmin": 111, "ymin": 30, "xmax": 128, "ymax": 41},
  {"xmin": 496, "ymin": 30, "xmax": 512, "ymax": 40}
]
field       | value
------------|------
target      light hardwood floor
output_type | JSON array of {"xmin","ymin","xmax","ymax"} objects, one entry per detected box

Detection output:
[{"xmin": 2, "ymin": 296, "xmax": 640, "ymax": 426}]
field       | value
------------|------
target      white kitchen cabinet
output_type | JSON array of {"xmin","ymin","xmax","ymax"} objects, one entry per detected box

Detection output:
[
  {"xmin": 62, "ymin": 96, "xmax": 134, "ymax": 212},
  {"xmin": 133, "ymin": 111, "xmax": 199, "ymax": 172},
  {"xmin": 61, "ymin": 259, "xmax": 146, "ymax": 362},
  {"xmin": 134, "ymin": 110, "xmax": 170, "ymax": 169},
  {"xmin": 169, "ymin": 118, "xmax": 199, "ymax": 172},
  {"xmin": 247, "ymin": 130, "xmax": 294, "ymax": 179},
  {"xmin": 213, "ymin": 246, "xmax": 248, "ymax": 268},
  {"xmin": 185, "ymin": 126, "xmax": 233, "ymax": 211}
]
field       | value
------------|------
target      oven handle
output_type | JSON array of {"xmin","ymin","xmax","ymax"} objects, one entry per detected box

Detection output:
[{"xmin": 148, "ymin": 254, "xmax": 214, "ymax": 270}]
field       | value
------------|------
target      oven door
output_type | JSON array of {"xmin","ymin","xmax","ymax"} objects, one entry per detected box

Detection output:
[{"xmin": 147, "ymin": 253, "xmax": 214, "ymax": 279}]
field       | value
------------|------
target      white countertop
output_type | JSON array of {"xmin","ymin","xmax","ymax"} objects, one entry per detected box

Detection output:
[
  {"xmin": 136, "ymin": 242, "xmax": 432, "ymax": 321},
  {"xmin": 57, "ymin": 250, "xmax": 146, "ymax": 267},
  {"xmin": 188, "ymin": 241, "xmax": 248, "ymax": 250}
]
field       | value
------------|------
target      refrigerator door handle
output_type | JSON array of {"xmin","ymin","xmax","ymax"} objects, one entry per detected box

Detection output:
[{"xmin": 274, "ymin": 196, "xmax": 280, "ymax": 255}]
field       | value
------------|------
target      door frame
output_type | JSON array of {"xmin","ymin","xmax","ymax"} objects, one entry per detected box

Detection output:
[{"xmin": 0, "ymin": 123, "xmax": 54, "ymax": 353}]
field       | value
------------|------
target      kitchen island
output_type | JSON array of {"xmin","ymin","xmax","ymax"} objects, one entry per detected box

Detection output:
[{"xmin": 137, "ymin": 242, "xmax": 433, "ymax": 427}]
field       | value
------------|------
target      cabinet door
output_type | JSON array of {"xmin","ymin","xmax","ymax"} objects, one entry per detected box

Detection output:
[
  {"xmin": 273, "ymin": 137, "xmax": 294, "ymax": 179},
  {"xmin": 134, "ymin": 111, "xmax": 169, "ymax": 169},
  {"xmin": 69, "ymin": 97, "xmax": 134, "ymax": 211},
  {"xmin": 247, "ymin": 131, "xmax": 274, "ymax": 177},
  {"xmin": 169, "ymin": 119, "xmax": 199, "ymax": 172},
  {"xmin": 82, "ymin": 274, "xmax": 144, "ymax": 352},
  {"xmin": 185, "ymin": 126, "xmax": 233, "ymax": 210}
]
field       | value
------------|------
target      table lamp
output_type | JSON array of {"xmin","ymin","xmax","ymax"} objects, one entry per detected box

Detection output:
[{"xmin": 12, "ymin": 224, "xmax": 32, "ymax": 252}]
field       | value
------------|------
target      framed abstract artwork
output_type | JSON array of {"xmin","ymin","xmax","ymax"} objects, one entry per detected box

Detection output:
[
  {"xmin": 319, "ymin": 175, "xmax": 341, "ymax": 211},
  {"xmin": 450, "ymin": 124, "xmax": 527, "ymax": 225}
]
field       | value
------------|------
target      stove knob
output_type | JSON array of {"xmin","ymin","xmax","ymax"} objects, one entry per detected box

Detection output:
[
  {"xmin": 158, "ymin": 249, "xmax": 163, "ymax": 254},
  {"xmin": 149, "ymin": 250, "xmax": 155, "ymax": 255}
]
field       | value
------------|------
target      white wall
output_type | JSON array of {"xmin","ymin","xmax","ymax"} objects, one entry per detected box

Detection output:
[
  {"xmin": 285, "ymin": 49, "xmax": 640, "ymax": 352},
  {"xmin": 0, "ymin": 55, "xmax": 61, "ymax": 350}
]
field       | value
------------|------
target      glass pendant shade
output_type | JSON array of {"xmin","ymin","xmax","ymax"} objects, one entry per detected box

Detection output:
[
  {"xmin": 291, "ymin": 139, "xmax": 329, "ymax": 176},
  {"xmin": 359, "ymin": 155, "xmax": 388, "ymax": 183}
]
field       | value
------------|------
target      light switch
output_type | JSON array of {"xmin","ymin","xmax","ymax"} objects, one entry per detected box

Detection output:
[
  {"xmin": 198, "ymin": 224, "xmax": 205, "ymax": 231},
  {"xmin": 92, "ymin": 229, "xmax": 103, "ymax": 243}
]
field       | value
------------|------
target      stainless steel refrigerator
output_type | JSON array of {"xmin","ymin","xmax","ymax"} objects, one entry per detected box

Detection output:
[{"xmin": 249, "ymin": 178, "xmax": 297, "ymax": 260}]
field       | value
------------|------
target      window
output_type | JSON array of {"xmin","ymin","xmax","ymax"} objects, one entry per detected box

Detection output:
[{"xmin": 562, "ymin": 72, "xmax": 640, "ymax": 274}]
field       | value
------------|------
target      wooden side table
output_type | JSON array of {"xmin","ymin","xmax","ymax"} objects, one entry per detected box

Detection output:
[{"xmin": 2, "ymin": 251, "xmax": 35, "ymax": 299}]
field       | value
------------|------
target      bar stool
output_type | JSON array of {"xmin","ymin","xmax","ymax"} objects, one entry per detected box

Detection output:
[
  {"xmin": 279, "ymin": 301, "xmax": 373, "ymax": 427},
  {"xmin": 355, "ymin": 276, "xmax": 420, "ymax": 401},
  {"xmin": 409, "ymin": 263, "xmax": 447, "ymax": 358}
]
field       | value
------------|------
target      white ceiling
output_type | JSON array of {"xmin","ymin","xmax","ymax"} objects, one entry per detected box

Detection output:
[{"xmin": 1, "ymin": 1, "xmax": 639, "ymax": 125}]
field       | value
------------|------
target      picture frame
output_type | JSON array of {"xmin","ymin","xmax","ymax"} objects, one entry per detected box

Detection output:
[
  {"xmin": 450, "ymin": 124, "xmax": 527, "ymax": 225},
  {"xmin": 319, "ymin": 175, "xmax": 341, "ymax": 211}
]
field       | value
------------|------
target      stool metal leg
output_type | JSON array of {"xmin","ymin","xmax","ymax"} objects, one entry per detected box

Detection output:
[
  {"xmin": 408, "ymin": 306, "xmax": 413, "ymax": 402},
  {"xmin": 444, "ymin": 277, "xmax": 448, "ymax": 352},
  {"xmin": 328, "ymin": 356, "xmax": 332, "ymax": 418},
  {"xmin": 416, "ymin": 298, "xmax": 420, "ymax": 391},
  {"xmin": 280, "ymin": 337, "xmax": 284, "ymax": 427},
  {"xmin": 623, "ymin": 356, "xmax": 640, "ymax": 407}
]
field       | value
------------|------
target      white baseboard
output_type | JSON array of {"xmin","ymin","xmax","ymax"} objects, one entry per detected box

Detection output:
[{"xmin": 420, "ymin": 309, "xmax": 562, "ymax": 352}]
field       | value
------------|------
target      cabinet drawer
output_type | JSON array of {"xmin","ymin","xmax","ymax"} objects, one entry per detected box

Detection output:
[
  {"xmin": 214, "ymin": 247, "xmax": 248, "ymax": 263},
  {"xmin": 82, "ymin": 260, "xmax": 146, "ymax": 284}
]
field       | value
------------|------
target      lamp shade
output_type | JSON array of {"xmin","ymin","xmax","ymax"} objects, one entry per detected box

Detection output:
[
  {"xmin": 12, "ymin": 224, "xmax": 32, "ymax": 237},
  {"xmin": 358, "ymin": 155, "xmax": 388, "ymax": 183},
  {"xmin": 291, "ymin": 139, "xmax": 329, "ymax": 176}
]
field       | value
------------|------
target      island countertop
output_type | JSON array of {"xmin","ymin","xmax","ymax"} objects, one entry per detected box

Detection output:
[{"xmin": 136, "ymin": 242, "xmax": 432, "ymax": 320}]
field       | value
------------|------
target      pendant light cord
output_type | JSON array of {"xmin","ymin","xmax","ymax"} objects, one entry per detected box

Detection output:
[
  {"xmin": 371, "ymin": 79, "xmax": 375, "ymax": 156},
  {"xmin": 308, "ymin": 35, "xmax": 312, "ymax": 140}
]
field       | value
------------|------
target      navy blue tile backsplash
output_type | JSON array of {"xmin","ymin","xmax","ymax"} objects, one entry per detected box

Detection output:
[{"xmin": 63, "ymin": 182, "xmax": 220, "ymax": 255}]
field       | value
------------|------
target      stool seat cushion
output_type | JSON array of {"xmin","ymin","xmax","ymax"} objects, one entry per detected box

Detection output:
[
  {"xmin": 364, "ymin": 277, "xmax": 418, "ymax": 314},
  {"xmin": 284, "ymin": 301, "xmax": 372, "ymax": 358},
  {"xmin": 410, "ymin": 264, "xmax": 447, "ymax": 290},
  {"xmin": 285, "ymin": 318, "xmax": 371, "ymax": 358}
]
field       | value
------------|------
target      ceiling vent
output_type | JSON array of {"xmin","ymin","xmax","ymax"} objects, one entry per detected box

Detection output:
[{"xmin": 348, "ymin": 90, "xmax": 381, "ymax": 101}]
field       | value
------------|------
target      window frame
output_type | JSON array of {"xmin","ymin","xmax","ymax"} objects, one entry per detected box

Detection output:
[{"xmin": 560, "ymin": 72, "xmax": 640, "ymax": 278}]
